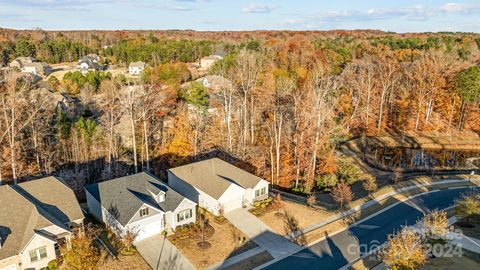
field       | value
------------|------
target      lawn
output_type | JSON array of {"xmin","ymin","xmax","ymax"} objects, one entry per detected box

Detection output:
[
  {"xmin": 168, "ymin": 213, "xmax": 258, "ymax": 269},
  {"xmin": 258, "ymin": 199, "xmax": 331, "ymax": 236},
  {"xmin": 419, "ymin": 255, "xmax": 480, "ymax": 270},
  {"xmin": 98, "ymin": 254, "xmax": 150, "ymax": 270}
]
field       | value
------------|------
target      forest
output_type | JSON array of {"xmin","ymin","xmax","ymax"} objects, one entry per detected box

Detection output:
[{"xmin": 0, "ymin": 28, "xmax": 479, "ymax": 196}]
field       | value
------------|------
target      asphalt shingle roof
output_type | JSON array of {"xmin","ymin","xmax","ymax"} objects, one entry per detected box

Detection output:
[
  {"xmin": 0, "ymin": 177, "xmax": 84, "ymax": 260},
  {"xmin": 168, "ymin": 158, "xmax": 263, "ymax": 200},
  {"xmin": 84, "ymin": 172, "xmax": 186, "ymax": 226}
]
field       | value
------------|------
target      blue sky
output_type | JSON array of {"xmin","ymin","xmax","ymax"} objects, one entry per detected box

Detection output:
[{"xmin": 1, "ymin": 0, "xmax": 479, "ymax": 32}]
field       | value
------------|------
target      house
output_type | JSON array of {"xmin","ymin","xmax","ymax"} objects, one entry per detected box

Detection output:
[
  {"xmin": 0, "ymin": 177, "xmax": 84, "ymax": 270},
  {"xmin": 196, "ymin": 75, "xmax": 233, "ymax": 91},
  {"xmin": 168, "ymin": 158, "xmax": 269, "ymax": 216},
  {"xmin": 77, "ymin": 54, "xmax": 103, "ymax": 75},
  {"xmin": 128, "ymin": 61, "xmax": 147, "ymax": 75},
  {"xmin": 200, "ymin": 55, "xmax": 223, "ymax": 70},
  {"xmin": 85, "ymin": 172, "xmax": 196, "ymax": 242},
  {"xmin": 21, "ymin": 62, "xmax": 51, "ymax": 77},
  {"xmin": 8, "ymin": 57, "xmax": 37, "ymax": 69}
]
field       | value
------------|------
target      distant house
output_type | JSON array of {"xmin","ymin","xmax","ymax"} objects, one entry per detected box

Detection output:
[
  {"xmin": 21, "ymin": 62, "xmax": 51, "ymax": 77},
  {"xmin": 9, "ymin": 57, "xmax": 37, "ymax": 69},
  {"xmin": 200, "ymin": 55, "xmax": 223, "ymax": 70},
  {"xmin": 128, "ymin": 61, "xmax": 147, "ymax": 75},
  {"xmin": 85, "ymin": 172, "xmax": 196, "ymax": 242},
  {"xmin": 77, "ymin": 54, "xmax": 103, "ymax": 75},
  {"xmin": 0, "ymin": 177, "xmax": 84, "ymax": 270},
  {"xmin": 168, "ymin": 158, "xmax": 270, "ymax": 216},
  {"xmin": 197, "ymin": 75, "xmax": 233, "ymax": 91}
]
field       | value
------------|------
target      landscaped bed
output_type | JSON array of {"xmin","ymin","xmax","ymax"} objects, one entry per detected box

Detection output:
[{"xmin": 168, "ymin": 212, "xmax": 259, "ymax": 269}]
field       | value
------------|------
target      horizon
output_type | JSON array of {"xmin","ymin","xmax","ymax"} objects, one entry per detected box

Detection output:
[{"xmin": 1, "ymin": 0, "xmax": 480, "ymax": 33}]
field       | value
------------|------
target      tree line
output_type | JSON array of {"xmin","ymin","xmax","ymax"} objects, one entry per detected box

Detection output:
[{"xmin": 0, "ymin": 31, "xmax": 479, "ymax": 196}]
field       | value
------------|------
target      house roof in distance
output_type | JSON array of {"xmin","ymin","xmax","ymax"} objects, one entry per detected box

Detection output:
[
  {"xmin": 129, "ymin": 61, "xmax": 146, "ymax": 68},
  {"xmin": 0, "ymin": 177, "xmax": 84, "ymax": 260},
  {"xmin": 85, "ymin": 172, "xmax": 187, "ymax": 226},
  {"xmin": 168, "ymin": 158, "xmax": 265, "ymax": 200}
]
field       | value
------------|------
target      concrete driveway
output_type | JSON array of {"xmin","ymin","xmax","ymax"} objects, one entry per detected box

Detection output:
[
  {"xmin": 225, "ymin": 208, "xmax": 300, "ymax": 258},
  {"xmin": 136, "ymin": 234, "xmax": 195, "ymax": 270}
]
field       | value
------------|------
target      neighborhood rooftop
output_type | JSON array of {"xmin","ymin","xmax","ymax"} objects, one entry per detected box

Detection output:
[
  {"xmin": 168, "ymin": 158, "xmax": 263, "ymax": 200},
  {"xmin": 0, "ymin": 177, "xmax": 83, "ymax": 260},
  {"xmin": 85, "ymin": 172, "xmax": 186, "ymax": 226}
]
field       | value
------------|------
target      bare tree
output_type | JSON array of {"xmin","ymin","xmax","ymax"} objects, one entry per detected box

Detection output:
[{"xmin": 331, "ymin": 182, "xmax": 354, "ymax": 208}]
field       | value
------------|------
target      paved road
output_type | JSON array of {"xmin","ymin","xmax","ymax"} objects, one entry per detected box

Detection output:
[
  {"xmin": 136, "ymin": 234, "xmax": 194, "ymax": 270},
  {"xmin": 225, "ymin": 208, "xmax": 300, "ymax": 258},
  {"xmin": 262, "ymin": 187, "xmax": 478, "ymax": 270}
]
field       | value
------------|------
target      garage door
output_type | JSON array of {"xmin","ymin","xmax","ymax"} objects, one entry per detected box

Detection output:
[
  {"xmin": 135, "ymin": 221, "xmax": 163, "ymax": 242},
  {"xmin": 222, "ymin": 197, "xmax": 243, "ymax": 213},
  {"xmin": 0, "ymin": 264, "xmax": 17, "ymax": 270}
]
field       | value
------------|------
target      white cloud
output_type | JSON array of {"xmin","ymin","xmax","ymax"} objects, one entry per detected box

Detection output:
[
  {"xmin": 439, "ymin": 2, "xmax": 480, "ymax": 14},
  {"xmin": 243, "ymin": 3, "xmax": 277, "ymax": 14},
  {"xmin": 308, "ymin": 2, "xmax": 480, "ymax": 23}
]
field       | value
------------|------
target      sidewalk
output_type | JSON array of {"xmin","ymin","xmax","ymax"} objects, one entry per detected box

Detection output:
[
  {"xmin": 225, "ymin": 208, "xmax": 300, "ymax": 259},
  {"xmin": 447, "ymin": 216, "xmax": 480, "ymax": 254},
  {"xmin": 291, "ymin": 179, "xmax": 472, "ymax": 239}
]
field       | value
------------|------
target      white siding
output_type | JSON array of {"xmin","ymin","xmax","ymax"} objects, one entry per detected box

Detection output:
[
  {"xmin": 218, "ymin": 184, "xmax": 245, "ymax": 213},
  {"xmin": 170, "ymin": 198, "xmax": 196, "ymax": 228},
  {"xmin": 250, "ymin": 180, "xmax": 270, "ymax": 202},
  {"xmin": 19, "ymin": 234, "xmax": 56, "ymax": 270},
  {"xmin": 126, "ymin": 207, "xmax": 165, "ymax": 242},
  {"xmin": 0, "ymin": 256, "xmax": 20, "ymax": 270}
]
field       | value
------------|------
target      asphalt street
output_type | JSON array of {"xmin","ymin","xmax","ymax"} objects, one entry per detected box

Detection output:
[{"xmin": 262, "ymin": 186, "xmax": 478, "ymax": 270}]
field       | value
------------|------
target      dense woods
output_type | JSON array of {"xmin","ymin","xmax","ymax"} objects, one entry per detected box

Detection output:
[{"xmin": 0, "ymin": 28, "xmax": 479, "ymax": 196}]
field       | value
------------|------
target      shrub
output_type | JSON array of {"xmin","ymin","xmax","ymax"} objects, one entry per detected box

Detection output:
[
  {"xmin": 47, "ymin": 260, "xmax": 58, "ymax": 270},
  {"xmin": 316, "ymin": 173, "xmax": 339, "ymax": 190}
]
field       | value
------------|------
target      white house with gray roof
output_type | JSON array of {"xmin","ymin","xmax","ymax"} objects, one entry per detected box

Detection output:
[
  {"xmin": 85, "ymin": 172, "xmax": 196, "ymax": 242},
  {"xmin": 168, "ymin": 158, "xmax": 269, "ymax": 216},
  {"xmin": 128, "ymin": 61, "xmax": 147, "ymax": 75},
  {"xmin": 0, "ymin": 177, "xmax": 84, "ymax": 270}
]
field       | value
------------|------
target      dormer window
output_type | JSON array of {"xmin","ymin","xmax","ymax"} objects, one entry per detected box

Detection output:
[
  {"xmin": 139, "ymin": 207, "xmax": 149, "ymax": 217},
  {"xmin": 157, "ymin": 193, "xmax": 165, "ymax": 203}
]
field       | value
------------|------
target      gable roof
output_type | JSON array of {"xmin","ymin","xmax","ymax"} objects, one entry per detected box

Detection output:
[
  {"xmin": 129, "ymin": 61, "xmax": 146, "ymax": 68},
  {"xmin": 23, "ymin": 62, "xmax": 50, "ymax": 69},
  {"xmin": 201, "ymin": 55, "xmax": 223, "ymax": 61},
  {"xmin": 168, "ymin": 158, "xmax": 264, "ymax": 200},
  {"xmin": 0, "ymin": 177, "xmax": 84, "ymax": 260},
  {"xmin": 84, "ymin": 172, "xmax": 187, "ymax": 226}
]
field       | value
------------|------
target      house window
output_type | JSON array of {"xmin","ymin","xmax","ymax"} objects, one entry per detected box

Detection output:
[
  {"xmin": 255, "ymin": 187, "xmax": 266, "ymax": 197},
  {"xmin": 29, "ymin": 246, "xmax": 47, "ymax": 262},
  {"xmin": 177, "ymin": 209, "xmax": 193, "ymax": 222},
  {"xmin": 139, "ymin": 207, "xmax": 149, "ymax": 217}
]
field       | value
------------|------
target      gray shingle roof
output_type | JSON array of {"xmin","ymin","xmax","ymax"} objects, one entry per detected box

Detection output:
[
  {"xmin": 129, "ymin": 61, "xmax": 146, "ymax": 68},
  {"xmin": 168, "ymin": 158, "xmax": 264, "ymax": 200},
  {"xmin": 0, "ymin": 177, "xmax": 84, "ymax": 260},
  {"xmin": 84, "ymin": 172, "xmax": 187, "ymax": 226}
]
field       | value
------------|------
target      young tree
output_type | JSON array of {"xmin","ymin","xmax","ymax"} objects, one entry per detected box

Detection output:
[
  {"xmin": 422, "ymin": 209, "xmax": 449, "ymax": 240},
  {"xmin": 331, "ymin": 182, "xmax": 354, "ymax": 208},
  {"xmin": 61, "ymin": 226, "xmax": 102, "ymax": 270},
  {"xmin": 197, "ymin": 210, "xmax": 210, "ymax": 248},
  {"xmin": 306, "ymin": 194, "xmax": 316, "ymax": 209},
  {"xmin": 383, "ymin": 227, "xmax": 428, "ymax": 270},
  {"xmin": 273, "ymin": 192, "xmax": 284, "ymax": 215},
  {"xmin": 393, "ymin": 167, "xmax": 402, "ymax": 185},
  {"xmin": 362, "ymin": 175, "xmax": 377, "ymax": 196},
  {"xmin": 455, "ymin": 193, "xmax": 480, "ymax": 225}
]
